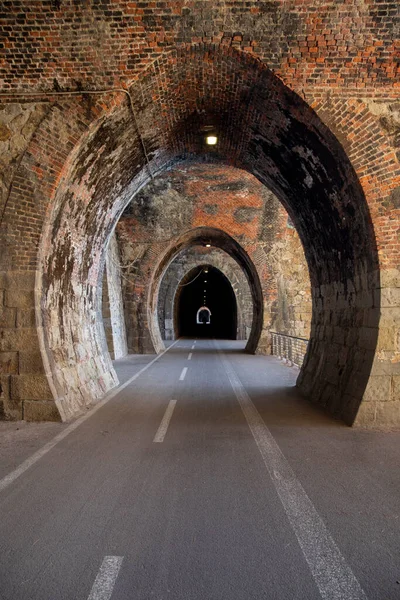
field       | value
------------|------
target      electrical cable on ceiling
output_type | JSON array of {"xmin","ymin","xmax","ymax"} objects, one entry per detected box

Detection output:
[
  {"xmin": 177, "ymin": 268, "xmax": 207, "ymax": 287},
  {"xmin": 0, "ymin": 88, "xmax": 154, "ymax": 180}
]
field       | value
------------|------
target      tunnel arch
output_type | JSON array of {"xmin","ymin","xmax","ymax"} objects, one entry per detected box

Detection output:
[
  {"xmin": 30, "ymin": 44, "xmax": 381, "ymax": 424},
  {"xmin": 196, "ymin": 306, "xmax": 211, "ymax": 326},
  {"xmin": 174, "ymin": 265, "xmax": 238, "ymax": 339},
  {"xmin": 157, "ymin": 246, "xmax": 253, "ymax": 343},
  {"xmin": 148, "ymin": 227, "xmax": 264, "ymax": 356}
]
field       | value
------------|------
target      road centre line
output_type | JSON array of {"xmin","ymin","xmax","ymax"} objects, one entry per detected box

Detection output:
[
  {"xmin": 87, "ymin": 556, "xmax": 123, "ymax": 600},
  {"xmin": 179, "ymin": 367, "xmax": 188, "ymax": 381},
  {"xmin": 153, "ymin": 399, "xmax": 177, "ymax": 443},
  {"xmin": 216, "ymin": 344, "xmax": 368, "ymax": 600},
  {"xmin": 188, "ymin": 353, "xmax": 192, "ymax": 360},
  {"xmin": 0, "ymin": 339, "xmax": 180, "ymax": 494}
]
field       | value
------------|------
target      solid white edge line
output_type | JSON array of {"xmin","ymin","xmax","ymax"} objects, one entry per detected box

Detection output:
[
  {"xmin": 216, "ymin": 343, "xmax": 368, "ymax": 600},
  {"xmin": 87, "ymin": 556, "xmax": 123, "ymax": 600},
  {"xmin": 188, "ymin": 353, "xmax": 192, "ymax": 360},
  {"xmin": 153, "ymin": 399, "xmax": 177, "ymax": 443},
  {"xmin": 179, "ymin": 367, "xmax": 188, "ymax": 381},
  {"xmin": 0, "ymin": 339, "xmax": 180, "ymax": 494}
]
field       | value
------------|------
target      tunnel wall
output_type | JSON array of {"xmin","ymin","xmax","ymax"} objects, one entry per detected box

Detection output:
[
  {"xmin": 157, "ymin": 248, "xmax": 253, "ymax": 341},
  {"xmin": 0, "ymin": 9, "xmax": 398, "ymax": 425},
  {"xmin": 103, "ymin": 234, "xmax": 128, "ymax": 360},
  {"xmin": 116, "ymin": 164, "xmax": 302, "ymax": 354}
]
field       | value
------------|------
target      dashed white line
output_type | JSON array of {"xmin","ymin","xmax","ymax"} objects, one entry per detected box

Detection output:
[
  {"xmin": 0, "ymin": 339, "xmax": 180, "ymax": 494},
  {"xmin": 188, "ymin": 353, "xmax": 192, "ymax": 360},
  {"xmin": 217, "ymin": 344, "xmax": 368, "ymax": 600},
  {"xmin": 179, "ymin": 367, "xmax": 188, "ymax": 381},
  {"xmin": 191, "ymin": 344, "xmax": 195, "ymax": 350},
  {"xmin": 153, "ymin": 399, "xmax": 177, "ymax": 443},
  {"xmin": 87, "ymin": 556, "xmax": 123, "ymax": 600}
]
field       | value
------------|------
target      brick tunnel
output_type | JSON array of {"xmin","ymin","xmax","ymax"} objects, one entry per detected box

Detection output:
[
  {"xmin": 0, "ymin": 4, "xmax": 400, "ymax": 599},
  {"xmin": 0, "ymin": 4, "xmax": 399, "ymax": 428}
]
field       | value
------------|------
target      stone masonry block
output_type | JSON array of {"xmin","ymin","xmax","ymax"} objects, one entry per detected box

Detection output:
[
  {"xmin": 377, "ymin": 326, "xmax": 398, "ymax": 352},
  {"xmin": 0, "ymin": 306, "xmax": 17, "ymax": 328},
  {"xmin": 377, "ymin": 288, "xmax": 400, "ymax": 308},
  {"xmin": 5, "ymin": 289, "xmax": 35, "ymax": 309},
  {"xmin": 0, "ymin": 328, "xmax": 39, "ymax": 352},
  {"xmin": 0, "ymin": 375, "xmax": 22, "ymax": 419},
  {"xmin": 16, "ymin": 308, "xmax": 36, "ymax": 328},
  {"xmin": 0, "ymin": 272, "xmax": 36, "ymax": 291},
  {"xmin": 374, "ymin": 402, "xmax": 400, "ymax": 427},
  {"xmin": 380, "ymin": 269, "xmax": 400, "ymax": 289},
  {"xmin": 24, "ymin": 400, "xmax": 61, "ymax": 422},
  {"xmin": 0, "ymin": 374, "xmax": 11, "ymax": 400},
  {"xmin": 353, "ymin": 402, "xmax": 377, "ymax": 427},
  {"xmin": 0, "ymin": 352, "xmax": 18, "ymax": 374},
  {"xmin": 363, "ymin": 375, "xmax": 392, "ymax": 403},
  {"xmin": 19, "ymin": 351, "xmax": 45, "ymax": 374},
  {"xmin": 358, "ymin": 326, "xmax": 379, "ymax": 351},
  {"xmin": 392, "ymin": 376, "xmax": 400, "ymax": 402},
  {"xmin": 11, "ymin": 374, "xmax": 53, "ymax": 401}
]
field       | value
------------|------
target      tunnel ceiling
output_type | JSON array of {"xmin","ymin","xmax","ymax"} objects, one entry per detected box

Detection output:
[
  {"xmin": 45, "ymin": 45, "xmax": 378, "ymax": 308},
  {"xmin": 34, "ymin": 45, "xmax": 381, "ymax": 425}
]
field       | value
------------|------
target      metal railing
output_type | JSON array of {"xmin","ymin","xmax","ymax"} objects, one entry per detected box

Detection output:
[{"xmin": 270, "ymin": 331, "xmax": 309, "ymax": 368}]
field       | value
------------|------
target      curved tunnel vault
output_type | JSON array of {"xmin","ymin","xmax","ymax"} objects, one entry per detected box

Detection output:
[
  {"xmin": 174, "ymin": 266, "xmax": 238, "ymax": 340},
  {"xmin": 156, "ymin": 244, "xmax": 254, "ymax": 344},
  {"xmin": 148, "ymin": 227, "xmax": 264, "ymax": 355},
  {"xmin": 36, "ymin": 44, "xmax": 380, "ymax": 425}
]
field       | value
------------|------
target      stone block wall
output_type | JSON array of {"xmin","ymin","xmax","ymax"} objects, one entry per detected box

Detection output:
[
  {"xmin": 0, "ymin": 272, "xmax": 59, "ymax": 421},
  {"xmin": 157, "ymin": 246, "xmax": 253, "ymax": 341},
  {"xmin": 104, "ymin": 234, "xmax": 128, "ymax": 360}
]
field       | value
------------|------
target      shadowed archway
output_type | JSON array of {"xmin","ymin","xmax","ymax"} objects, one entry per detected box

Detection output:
[
  {"xmin": 175, "ymin": 266, "xmax": 238, "ymax": 340},
  {"xmin": 35, "ymin": 45, "xmax": 379, "ymax": 424}
]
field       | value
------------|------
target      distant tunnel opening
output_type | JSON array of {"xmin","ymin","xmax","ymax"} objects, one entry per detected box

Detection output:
[{"xmin": 175, "ymin": 266, "xmax": 237, "ymax": 339}]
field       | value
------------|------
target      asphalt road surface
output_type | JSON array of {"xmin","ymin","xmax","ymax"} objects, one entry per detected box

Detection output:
[{"xmin": 0, "ymin": 339, "xmax": 399, "ymax": 600}]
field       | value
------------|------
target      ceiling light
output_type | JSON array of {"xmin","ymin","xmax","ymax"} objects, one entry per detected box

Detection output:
[{"xmin": 206, "ymin": 135, "xmax": 217, "ymax": 146}]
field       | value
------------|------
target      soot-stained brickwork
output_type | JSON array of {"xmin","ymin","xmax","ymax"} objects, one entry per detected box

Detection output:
[
  {"xmin": 0, "ymin": 2, "xmax": 398, "ymax": 426},
  {"xmin": 115, "ymin": 163, "xmax": 309, "ymax": 356},
  {"xmin": 1, "ymin": 1, "xmax": 398, "ymax": 95}
]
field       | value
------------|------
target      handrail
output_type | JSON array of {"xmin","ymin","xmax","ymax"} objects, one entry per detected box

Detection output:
[{"xmin": 270, "ymin": 331, "xmax": 309, "ymax": 343}]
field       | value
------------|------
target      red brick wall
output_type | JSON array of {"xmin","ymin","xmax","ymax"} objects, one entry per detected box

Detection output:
[
  {"xmin": 0, "ymin": 4, "xmax": 398, "ymax": 425},
  {"xmin": 1, "ymin": 1, "xmax": 398, "ymax": 95}
]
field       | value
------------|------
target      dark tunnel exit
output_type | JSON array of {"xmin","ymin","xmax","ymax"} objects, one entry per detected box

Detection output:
[{"xmin": 174, "ymin": 266, "xmax": 237, "ymax": 339}]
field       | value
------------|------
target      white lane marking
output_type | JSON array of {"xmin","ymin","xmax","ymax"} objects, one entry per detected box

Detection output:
[
  {"xmin": 191, "ymin": 344, "xmax": 195, "ymax": 350},
  {"xmin": 87, "ymin": 556, "xmax": 123, "ymax": 600},
  {"xmin": 179, "ymin": 367, "xmax": 188, "ymax": 381},
  {"xmin": 153, "ymin": 399, "xmax": 177, "ymax": 443},
  {"xmin": 0, "ymin": 339, "xmax": 180, "ymax": 494},
  {"xmin": 188, "ymin": 353, "xmax": 192, "ymax": 360},
  {"xmin": 217, "ymin": 346, "xmax": 368, "ymax": 600}
]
